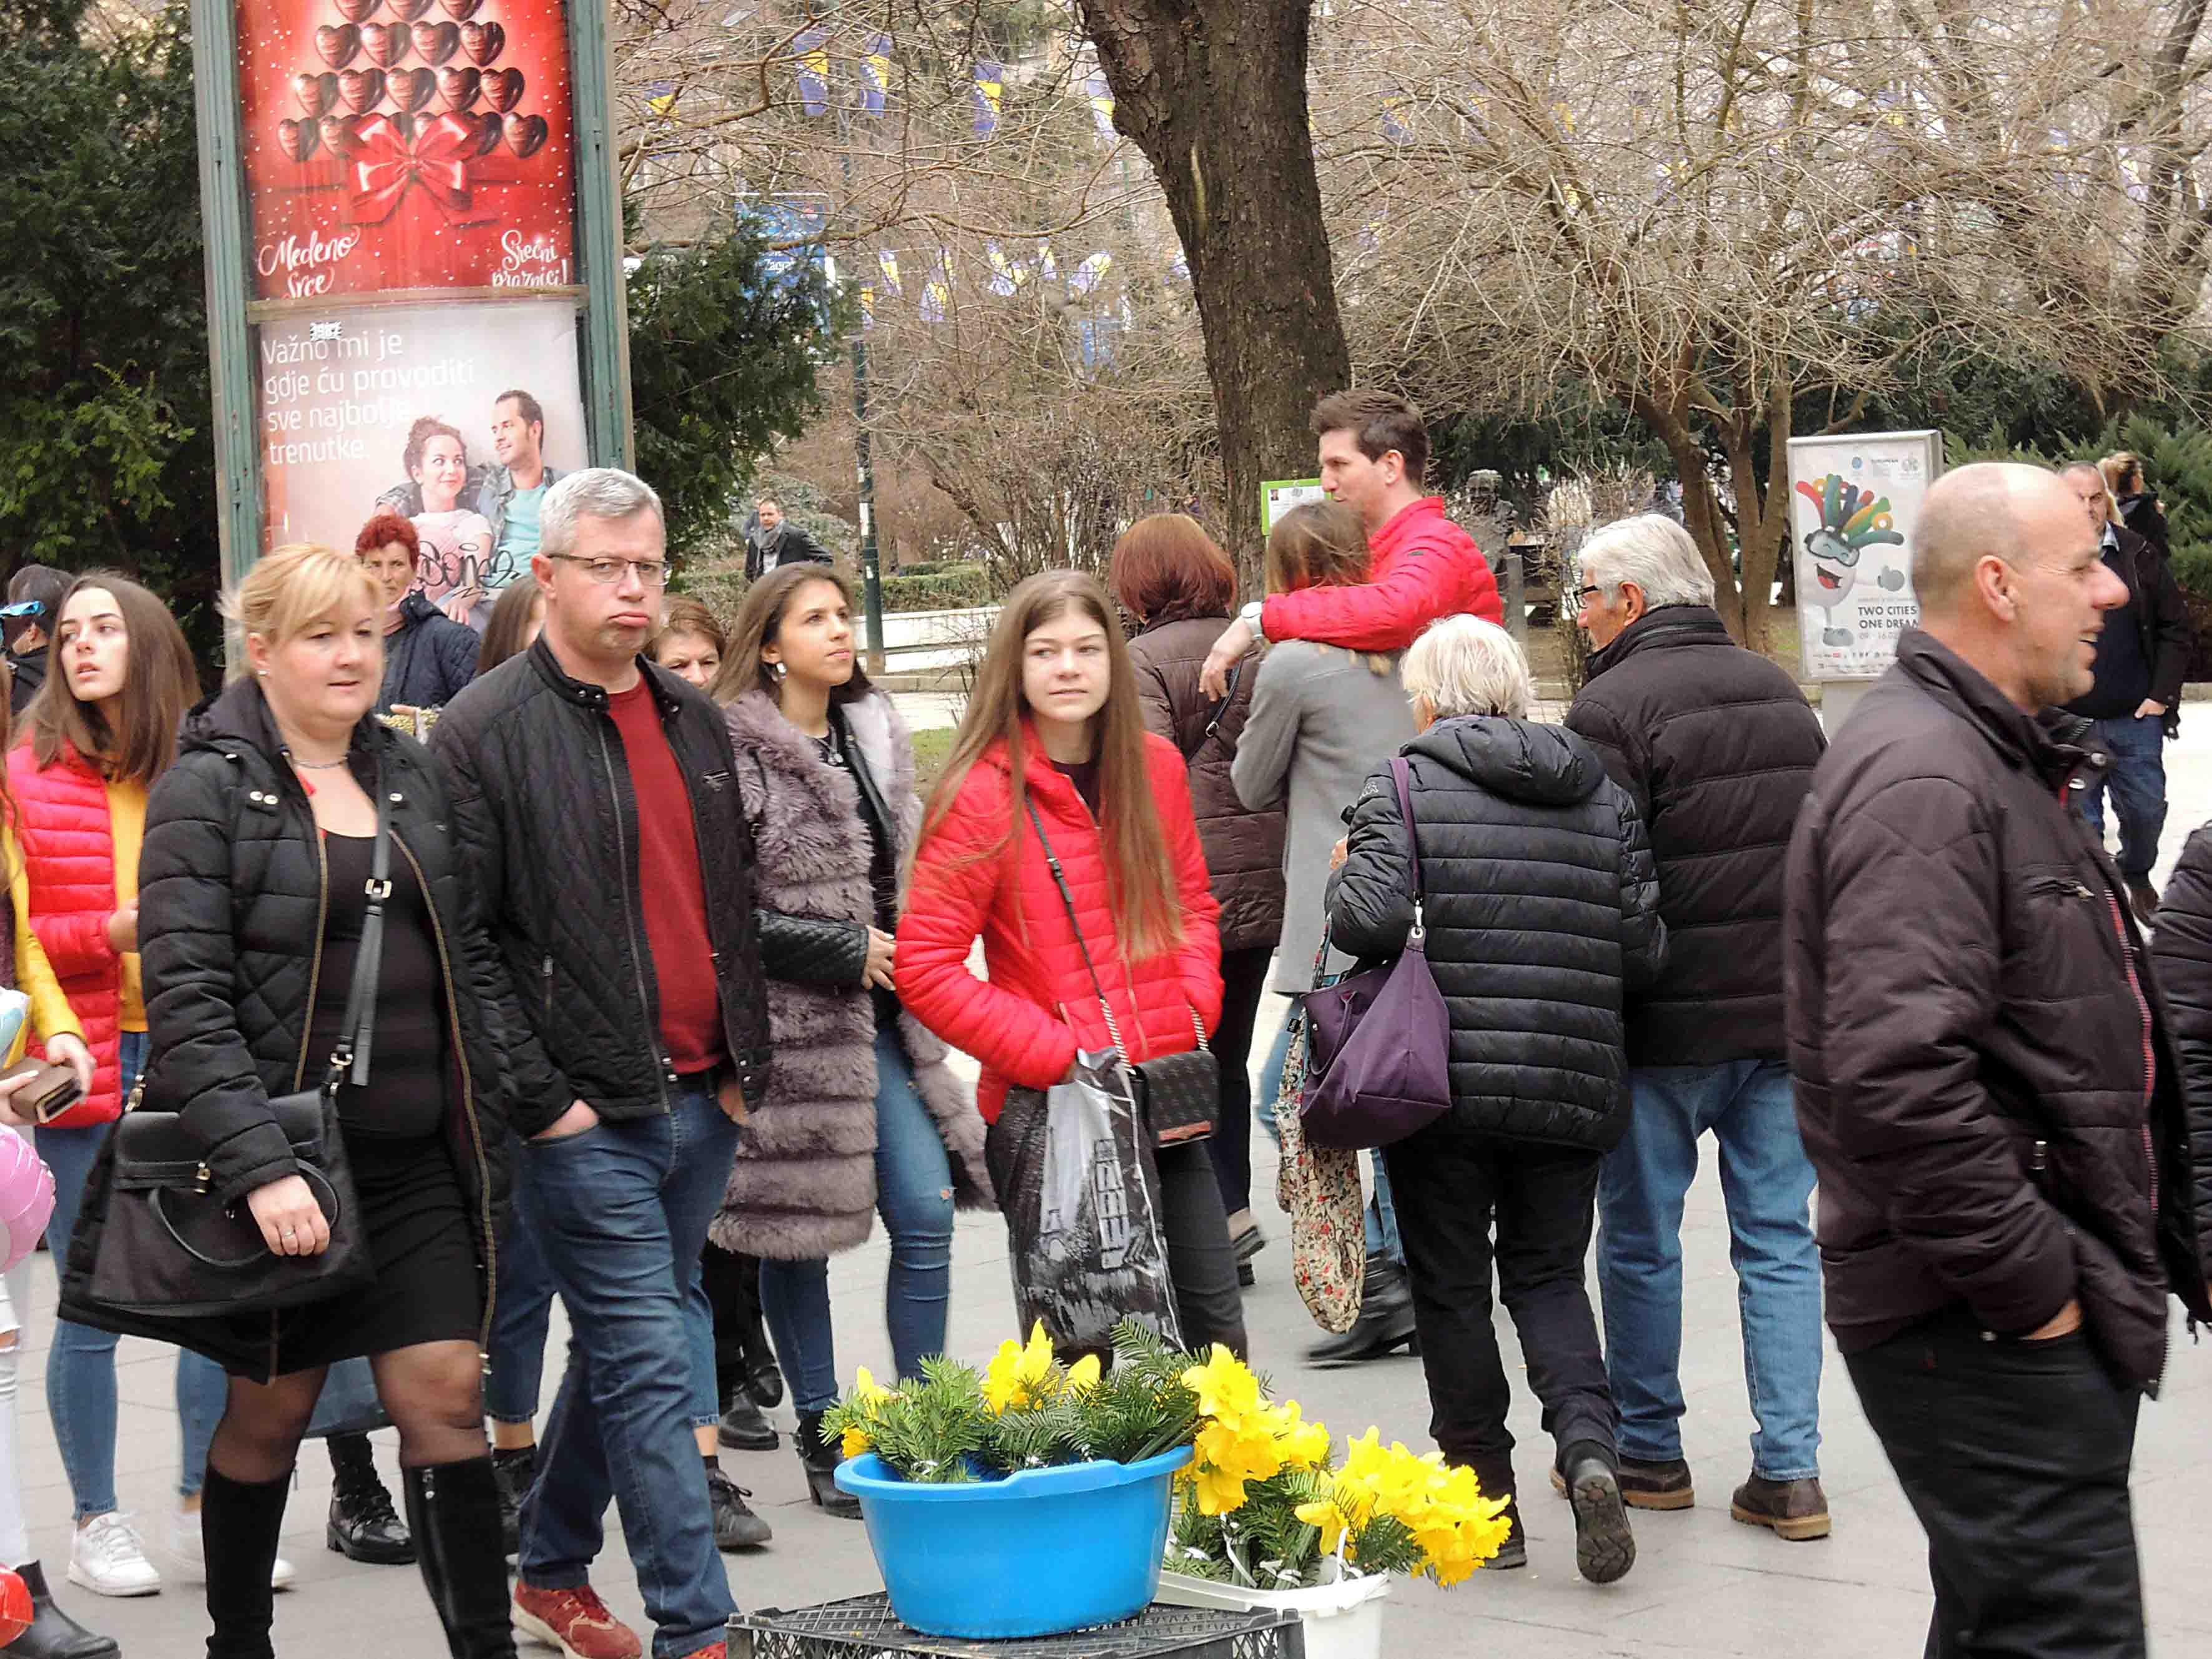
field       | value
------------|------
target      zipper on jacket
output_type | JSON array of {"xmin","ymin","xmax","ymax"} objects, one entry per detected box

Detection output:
[
  {"xmin": 393, "ymin": 828, "xmax": 499, "ymax": 1363},
  {"xmin": 541, "ymin": 955, "xmax": 554, "ymax": 1026},
  {"xmin": 2098, "ymin": 883, "xmax": 2158, "ymax": 1224},
  {"xmin": 594, "ymin": 720, "xmax": 671, "ymax": 1113}
]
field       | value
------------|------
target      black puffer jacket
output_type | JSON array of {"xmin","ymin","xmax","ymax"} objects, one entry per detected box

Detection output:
[
  {"xmin": 378, "ymin": 592, "xmax": 481, "ymax": 713},
  {"xmin": 2140, "ymin": 827, "xmax": 2212, "ymax": 1316},
  {"xmin": 1327, "ymin": 716, "xmax": 1666, "ymax": 1151},
  {"xmin": 1786, "ymin": 631, "xmax": 2212, "ymax": 1391},
  {"xmin": 57, "ymin": 680, "xmax": 515, "ymax": 1369},
  {"xmin": 1565, "ymin": 606, "xmax": 1824, "ymax": 1065},
  {"xmin": 428, "ymin": 638, "xmax": 771, "ymax": 1133}
]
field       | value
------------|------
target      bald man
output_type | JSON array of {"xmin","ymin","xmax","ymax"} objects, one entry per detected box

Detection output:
[{"xmin": 1783, "ymin": 463, "xmax": 2212, "ymax": 1658}]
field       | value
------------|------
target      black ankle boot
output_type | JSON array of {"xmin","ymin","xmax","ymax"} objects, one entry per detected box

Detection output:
[
  {"xmin": 202, "ymin": 1465, "xmax": 292, "ymax": 1659},
  {"xmin": 7, "ymin": 1562, "xmax": 118, "ymax": 1659},
  {"xmin": 403, "ymin": 1459, "xmax": 520, "ymax": 1658},
  {"xmin": 489, "ymin": 1445, "xmax": 536, "ymax": 1558},
  {"xmin": 717, "ymin": 1387, "xmax": 778, "ymax": 1452},
  {"xmin": 328, "ymin": 1432, "xmax": 415, "ymax": 1565},
  {"xmin": 794, "ymin": 1410, "xmax": 860, "ymax": 1519},
  {"xmin": 1304, "ymin": 1252, "xmax": 1419, "ymax": 1364}
]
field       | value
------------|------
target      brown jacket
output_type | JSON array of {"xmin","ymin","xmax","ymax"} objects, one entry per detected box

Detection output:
[
  {"xmin": 1124, "ymin": 614, "xmax": 1285, "ymax": 955},
  {"xmin": 1784, "ymin": 630, "xmax": 2212, "ymax": 1392}
]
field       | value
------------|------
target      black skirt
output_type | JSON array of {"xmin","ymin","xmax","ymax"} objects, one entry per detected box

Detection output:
[{"xmin": 214, "ymin": 1130, "xmax": 483, "ymax": 1379}]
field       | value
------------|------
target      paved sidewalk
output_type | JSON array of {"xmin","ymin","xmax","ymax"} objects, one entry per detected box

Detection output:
[{"xmin": 35, "ymin": 724, "xmax": 2212, "ymax": 1657}]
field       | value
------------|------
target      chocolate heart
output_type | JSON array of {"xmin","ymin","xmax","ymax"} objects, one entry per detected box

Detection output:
[
  {"xmin": 436, "ymin": 67, "xmax": 480, "ymax": 112},
  {"xmin": 293, "ymin": 71, "xmax": 337, "ymax": 117},
  {"xmin": 386, "ymin": 0, "xmax": 434, "ymax": 18},
  {"xmin": 276, "ymin": 118, "xmax": 320, "ymax": 162},
  {"xmin": 439, "ymin": 0, "xmax": 482, "ymax": 17},
  {"xmin": 314, "ymin": 23, "xmax": 360, "ymax": 69},
  {"xmin": 480, "ymin": 67, "xmax": 524, "ymax": 112},
  {"xmin": 472, "ymin": 110, "xmax": 504, "ymax": 156},
  {"xmin": 390, "ymin": 67, "xmax": 436, "ymax": 114},
  {"xmin": 338, "ymin": 68, "xmax": 385, "ymax": 114},
  {"xmin": 411, "ymin": 21, "xmax": 459, "ymax": 64},
  {"xmin": 333, "ymin": 0, "xmax": 376, "ymax": 17},
  {"xmin": 460, "ymin": 21, "xmax": 503, "ymax": 64},
  {"xmin": 360, "ymin": 22, "xmax": 406, "ymax": 66},
  {"xmin": 390, "ymin": 112, "xmax": 416, "ymax": 142},
  {"xmin": 318, "ymin": 114, "xmax": 358, "ymax": 156},
  {"xmin": 503, "ymin": 114, "xmax": 548, "ymax": 159}
]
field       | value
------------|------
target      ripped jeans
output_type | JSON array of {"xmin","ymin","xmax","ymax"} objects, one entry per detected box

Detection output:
[{"xmin": 760, "ymin": 1026, "xmax": 955, "ymax": 1409}]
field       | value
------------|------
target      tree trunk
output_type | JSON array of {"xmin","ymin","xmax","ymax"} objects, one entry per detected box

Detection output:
[{"xmin": 1077, "ymin": 0, "xmax": 1350, "ymax": 575}]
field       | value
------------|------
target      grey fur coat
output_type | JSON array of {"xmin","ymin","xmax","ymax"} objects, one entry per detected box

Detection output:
[{"xmin": 711, "ymin": 688, "xmax": 992, "ymax": 1258}]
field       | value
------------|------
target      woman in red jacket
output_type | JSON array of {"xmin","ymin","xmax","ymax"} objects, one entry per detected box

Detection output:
[
  {"xmin": 9, "ymin": 573, "xmax": 257, "ymax": 1602},
  {"xmin": 898, "ymin": 570, "xmax": 1244, "ymax": 1356}
]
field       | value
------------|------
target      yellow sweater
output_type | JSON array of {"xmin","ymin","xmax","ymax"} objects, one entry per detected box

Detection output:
[
  {"xmin": 108, "ymin": 778, "xmax": 145, "ymax": 1031},
  {"xmin": 5, "ymin": 824, "xmax": 85, "ymax": 1063}
]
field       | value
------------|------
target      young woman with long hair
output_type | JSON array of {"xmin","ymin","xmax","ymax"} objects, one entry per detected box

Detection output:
[
  {"xmin": 473, "ymin": 581, "xmax": 544, "ymax": 677},
  {"xmin": 9, "ymin": 573, "xmax": 261, "ymax": 1600},
  {"xmin": 898, "ymin": 570, "xmax": 1242, "ymax": 1356},
  {"xmin": 707, "ymin": 565, "xmax": 991, "ymax": 1515},
  {"xmin": 401, "ymin": 418, "xmax": 496, "ymax": 629}
]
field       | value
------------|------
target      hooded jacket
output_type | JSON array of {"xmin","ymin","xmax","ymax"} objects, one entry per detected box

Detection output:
[
  {"xmin": 1784, "ymin": 630, "xmax": 2212, "ymax": 1391},
  {"xmin": 1564, "ymin": 605, "xmax": 1825, "ymax": 1066},
  {"xmin": 896, "ymin": 726, "xmax": 1224, "ymax": 1124},
  {"xmin": 710, "ymin": 689, "xmax": 991, "ymax": 1259},
  {"xmin": 378, "ymin": 591, "xmax": 481, "ymax": 714},
  {"xmin": 1327, "ymin": 716, "xmax": 1666, "ymax": 1150}
]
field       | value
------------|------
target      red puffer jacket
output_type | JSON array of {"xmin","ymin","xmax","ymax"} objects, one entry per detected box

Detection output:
[
  {"xmin": 9, "ymin": 742, "xmax": 126, "ymax": 1126},
  {"xmin": 898, "ymin": 727, "xmax": 1224, "ymax": 1123}
]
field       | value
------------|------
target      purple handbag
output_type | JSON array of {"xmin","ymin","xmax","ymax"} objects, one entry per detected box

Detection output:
[{"xmin": 1298, "ymin": 756, "xmax": 1454, "ymax": 1149}]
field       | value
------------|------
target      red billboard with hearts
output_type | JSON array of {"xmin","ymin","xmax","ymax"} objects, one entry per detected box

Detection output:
[{"xmin": 236, "ymin": 0, "xmax": 576, "ymax": 301}]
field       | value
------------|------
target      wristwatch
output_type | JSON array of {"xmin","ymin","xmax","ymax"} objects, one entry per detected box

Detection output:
[{"xmin": 1237, "ymin": 599, "xmax": 1268, "ymax": 644}]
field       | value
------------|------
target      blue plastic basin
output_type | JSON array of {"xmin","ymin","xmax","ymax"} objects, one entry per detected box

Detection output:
[{"xmin": 833, "ymin": 1446, "xmax": 1194, "ymax": 1638}]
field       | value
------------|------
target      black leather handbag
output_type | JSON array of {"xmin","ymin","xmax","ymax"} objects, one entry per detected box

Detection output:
[
  {"xmin": 1026, "ymin": 802, "xmax": 1218, "ymax": 1147},
  {"xmin": 76, "ymin": 780, "xmax": 391, "ymax": 1322}
]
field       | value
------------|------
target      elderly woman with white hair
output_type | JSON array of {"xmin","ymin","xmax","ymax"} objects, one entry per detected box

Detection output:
[{"xmin": 1325, "ymin": 614, "xmax": 1666, "ymax": 1585}]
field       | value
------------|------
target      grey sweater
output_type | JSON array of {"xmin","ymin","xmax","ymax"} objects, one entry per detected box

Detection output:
[{"xmin": 1231, "ymin": 641, "xmax": 1415, "ymax": 992}]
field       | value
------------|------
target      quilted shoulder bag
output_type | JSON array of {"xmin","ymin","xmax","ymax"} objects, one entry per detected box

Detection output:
[{"xmin": 1025, "ymin": 800, "xmax": 1217, "ymax": 1147}]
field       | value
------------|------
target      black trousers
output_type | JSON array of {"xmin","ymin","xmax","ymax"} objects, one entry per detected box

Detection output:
[
  {"xmin": 1156, "ymin": 1138, "xmax": 1249, "ymax": 1359},
  {"xmin": 1382, "ymin": 1131, "xmax": 1613, "ymax": 1497},
  {"xmin": 699, "ymin": 1238, "xmax": 767, "ymax": 1401},
  {"xmin": 1203, "ymin": 945, "xmax": 1274, "ymax": 1217},
  {"xmin": 1845, "ymin": 1312, "xmax": 2145, "ymax": 1659}
]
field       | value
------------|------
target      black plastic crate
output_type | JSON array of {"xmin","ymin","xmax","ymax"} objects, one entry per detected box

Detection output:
[{"xmin": 727, "ymin": 1594, "xmax": 1307, "ymax": 1659}]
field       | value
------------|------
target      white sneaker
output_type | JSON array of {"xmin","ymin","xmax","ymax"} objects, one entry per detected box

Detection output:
[
  {"xmin": 172, "ymin": 1506, "xmax": 297, "ymax": 1590},
  {"xmin": 67, "ymin": 1511, "xmax": 162, "ymax": 1597}
]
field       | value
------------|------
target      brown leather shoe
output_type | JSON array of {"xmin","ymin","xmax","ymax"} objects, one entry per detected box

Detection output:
[
  {"xmin": 1548, "ymin": 1454, "xmax": 1693, "ymax": 1510},
  {"xmin": 1730, "ymin": 1475, "xmax": 1830, "ymax": 1541},
  {"xmin": 2128, "ymin": 878, "xmax": 2160, "ymax": 928}
]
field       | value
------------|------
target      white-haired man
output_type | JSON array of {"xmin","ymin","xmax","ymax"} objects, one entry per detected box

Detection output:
[{"xmin": 1563, "ymin": 515, "xmax": 1831, "ymax": 1540}]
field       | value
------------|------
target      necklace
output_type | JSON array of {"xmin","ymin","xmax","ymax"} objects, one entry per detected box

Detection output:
[{"xmin": 291, "ymin": 756, "xmax": 349, "ymax": 770}]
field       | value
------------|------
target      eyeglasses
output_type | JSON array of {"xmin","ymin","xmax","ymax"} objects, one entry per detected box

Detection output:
[
  {"xmin": 1574, "ymin": 584, "xmax": 1603, "ymax": 604},
  {"xmin": 549, "ymin": 554, "xmax": 670, "ymax": 588}
]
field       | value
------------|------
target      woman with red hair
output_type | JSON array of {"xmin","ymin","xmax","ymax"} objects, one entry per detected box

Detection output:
[{"xmin": 355, "ymin": 514, "xmax": 478, "ymax": 713}]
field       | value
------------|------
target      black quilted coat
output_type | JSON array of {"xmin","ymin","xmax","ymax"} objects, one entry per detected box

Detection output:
[
  {"xmin": 56, "ymin": 679, "xmax": 515, "ymax": 1371},
  {"xmin": 378, "ymin": 591, "xmax": 480, "ymax": 713},
  {"xmin": 1326, "ymin": 715, "xmax": 1666, "ymax": 1151},
  {"xmin": 1564, "ymin": 606, "xmax": 1826, "ymax": 1066},
  {"xmin": 428, "ymin": 638, "xmax": 772, "ymax": 1134},
  {"xmin": 1786, "ymin": 631, "xmax": 2212, "ymax": 1392}
]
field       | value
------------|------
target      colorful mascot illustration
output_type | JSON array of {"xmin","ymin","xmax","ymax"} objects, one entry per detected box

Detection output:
[{"xmin": 1796, "ymin": 473, "xmax": 1907, "ymax": 647}]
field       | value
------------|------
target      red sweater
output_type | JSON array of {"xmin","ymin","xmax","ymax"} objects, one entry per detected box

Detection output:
[
  {"xmin": 1259, "ymin": 495, "xmax": 1502, "ymax": 651},
  {"xmin": 897, "ymin": 727, "xmax": 1223, "ymax": 1123}
]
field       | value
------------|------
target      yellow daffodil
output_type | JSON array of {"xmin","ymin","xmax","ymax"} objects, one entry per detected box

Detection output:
[
  {"xmin": 852, "ymin": 1365, "xmax": 895, "ymax": 1405},
  {"xmin": 1180, "ymin": 1346, "xmax": 1264, "ymax": 1430},
  {"xmin": 983, "ymin": 1322, "xmax": 1057, "ymax": 1414},
  {"xmin": 1269, "ymin": 1402, "xmax": 1332, "ymax": 1470},
  {"xmin": 1064, "ymin": 1353, "xmax": 1101, "ymax": 1396},
  {"xmin": 841, "ymin": 1423, "xmax": 874, "ymax": 1460}
]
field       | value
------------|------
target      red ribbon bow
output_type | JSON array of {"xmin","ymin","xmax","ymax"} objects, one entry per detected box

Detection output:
[{"xmin": 343, "ymin": 112, "xmax": 478, "ymax": 226}]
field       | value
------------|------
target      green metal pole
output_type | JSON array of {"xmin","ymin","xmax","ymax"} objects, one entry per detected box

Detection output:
[
  {"xmin": 569, "ymin": 0, "xmax": 634, "ymax": 468},
  {"xmin": 188, "ymin": 0, "xmax": 263, "ymax": 614}
]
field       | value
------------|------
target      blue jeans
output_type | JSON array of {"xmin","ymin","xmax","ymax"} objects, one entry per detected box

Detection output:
[
  {"xmin": 519, "ymin": 1081, "xmax": 739, "ymax": 1654},
  {"xmin": 1255, "ymin": 1007, "xmax": 1403, "ymax": 1265},
  {"xmin": 2077, "ymin": 713, "xmax": 2167, "ymax": 882},
  {"xmin": 38, "ymin": 1030, "xmax": 227, "ymax": 1518},
  {"xmin": 485, "ymin": 1146, "xmax": 558, "ymax": 1424},
  {"xmin": 1596, "ymin": 1060, "xmax": 1822, "ymax": 1481},
  {"xmin": 760, "ymin": 1026, "xmax": 955, "ymax": 1409}
]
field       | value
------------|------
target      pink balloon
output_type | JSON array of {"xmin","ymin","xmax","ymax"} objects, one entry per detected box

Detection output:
[{"xmin": 0, "ymin": 1134, "xmax": 55, "ymax": 1273}]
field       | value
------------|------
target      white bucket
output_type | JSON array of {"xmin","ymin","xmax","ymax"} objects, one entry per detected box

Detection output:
[{"xmin": 1154, "ymin": 1568, "xmax": 1391, "ymax": 1659}]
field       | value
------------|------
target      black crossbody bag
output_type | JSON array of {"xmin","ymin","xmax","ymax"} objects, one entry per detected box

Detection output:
[
  {"xmin": 1025, "ymin": 801, "xmax": 1218, "ymax": 1147},
  {"xmin": 76, "ymin": 780, "xmax": 390, "ymax": 1321}
]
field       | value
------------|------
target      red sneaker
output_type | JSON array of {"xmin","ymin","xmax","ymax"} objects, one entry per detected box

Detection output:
[
  {"xmin": 686, "ymin": 1647, "xmax": 728, "ymax": 1658},
  {"xmin": 512, "ymin": 1582, "xmax": 644, "ymax": 1659}
]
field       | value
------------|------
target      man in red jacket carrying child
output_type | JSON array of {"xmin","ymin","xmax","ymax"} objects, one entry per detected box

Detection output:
[{"xmin": 1200, "ymin": 389, "xmax": 1502, "ymax": 697}]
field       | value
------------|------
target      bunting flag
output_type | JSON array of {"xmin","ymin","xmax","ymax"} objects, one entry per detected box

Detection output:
[
  {"xmin": 794, "ymin": 27, "xmax": 830, "ymax": 117},
  {"xmin": 971, "ymin": 60, "xmax": 1003, "ymax": 136},
  {"xmin": 1085, "ymin": 72, "xmax": 1116, "ymax": 140},
  {"xmin": 920, "ymin": 252, "xmax": 951, "ymax": 322},
  {"xmin": 877, "ymin": 249, "xmax": 903, "ymax": 294},
  {"xmin": 985, "ymin": 242, "xmax": 1029, "ymax": 296},
  {"xmin": 646, "ymin": 81, "xmax": 678, "ymax": 117},
  {"xmin": 859, "ymin": 284, "xmax": 875, "ymax": 329},
  {"xmin": 1036, "ymin": 242, "xmax": 1059, "ymax": 282},
  {"xmin": 1069, "ymin": 250, "xmax": 1112, "ymax": 296},
  {"xmin": 1381, "ymin": 92, "xmax": 1412, "ymax": 144},
  {"xmin": 859, "ymin": 33, "xmax": 891, "ymax": 115}
]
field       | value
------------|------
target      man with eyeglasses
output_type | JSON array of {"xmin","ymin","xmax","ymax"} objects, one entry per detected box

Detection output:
[
  {"xmin": 431, "ymin": 468, "xmax": 772, "ymax": 1659},
  {"xmin": 2, "ymin": 564, "xmax": 68, "ymax": 715}
]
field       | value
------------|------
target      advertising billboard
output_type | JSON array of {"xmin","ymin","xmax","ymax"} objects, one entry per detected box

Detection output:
[{"xmin": 1787, "ymin": 430, "xmax": 1943, "ymax": 682}]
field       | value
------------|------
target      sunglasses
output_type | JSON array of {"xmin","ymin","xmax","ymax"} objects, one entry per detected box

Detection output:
[{"xmin": 0, "ymin": 602, "xmax": 46, "ymax": 620}]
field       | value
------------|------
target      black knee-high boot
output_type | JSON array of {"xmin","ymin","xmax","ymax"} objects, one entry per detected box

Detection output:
[
  {"xmin": 202, "ymin": 1466, "xmax": 292, "ymax": 1659},
  {"xmin": 402, "ymin": 1459, "xmax": 518, "ymax": 1658}
]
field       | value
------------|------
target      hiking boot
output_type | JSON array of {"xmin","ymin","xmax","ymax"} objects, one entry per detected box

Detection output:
[
  {"xmin": 1561, "ymin": 1448, "xmax": 1636, "ymax": 1585},
  {"xmin": 717, "ymin": 1389, "xmax": 778, "ymax": 1452},
  {"xmin": 1304, "ymin": 1253, "xmax": 1418, "ymax": 1364},
  {"xmin": 511, "ymin": 1582, "xmax": 642, "ymax": 1659},
  {"xmin": 1731, "ymin": 1475, "xmax": 1831, "ymax": 1542},
  {"xmin": 1551, "ymin": 1453, "xmax": 1693, "ymax": 1511},
  {"xmin": 706, "ymin": 1467, "xmax": 772, "ymax": 1550},
  {"xmin": 326, "ymin": 1439, "xmax": 415, "ymax": 1565}
]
